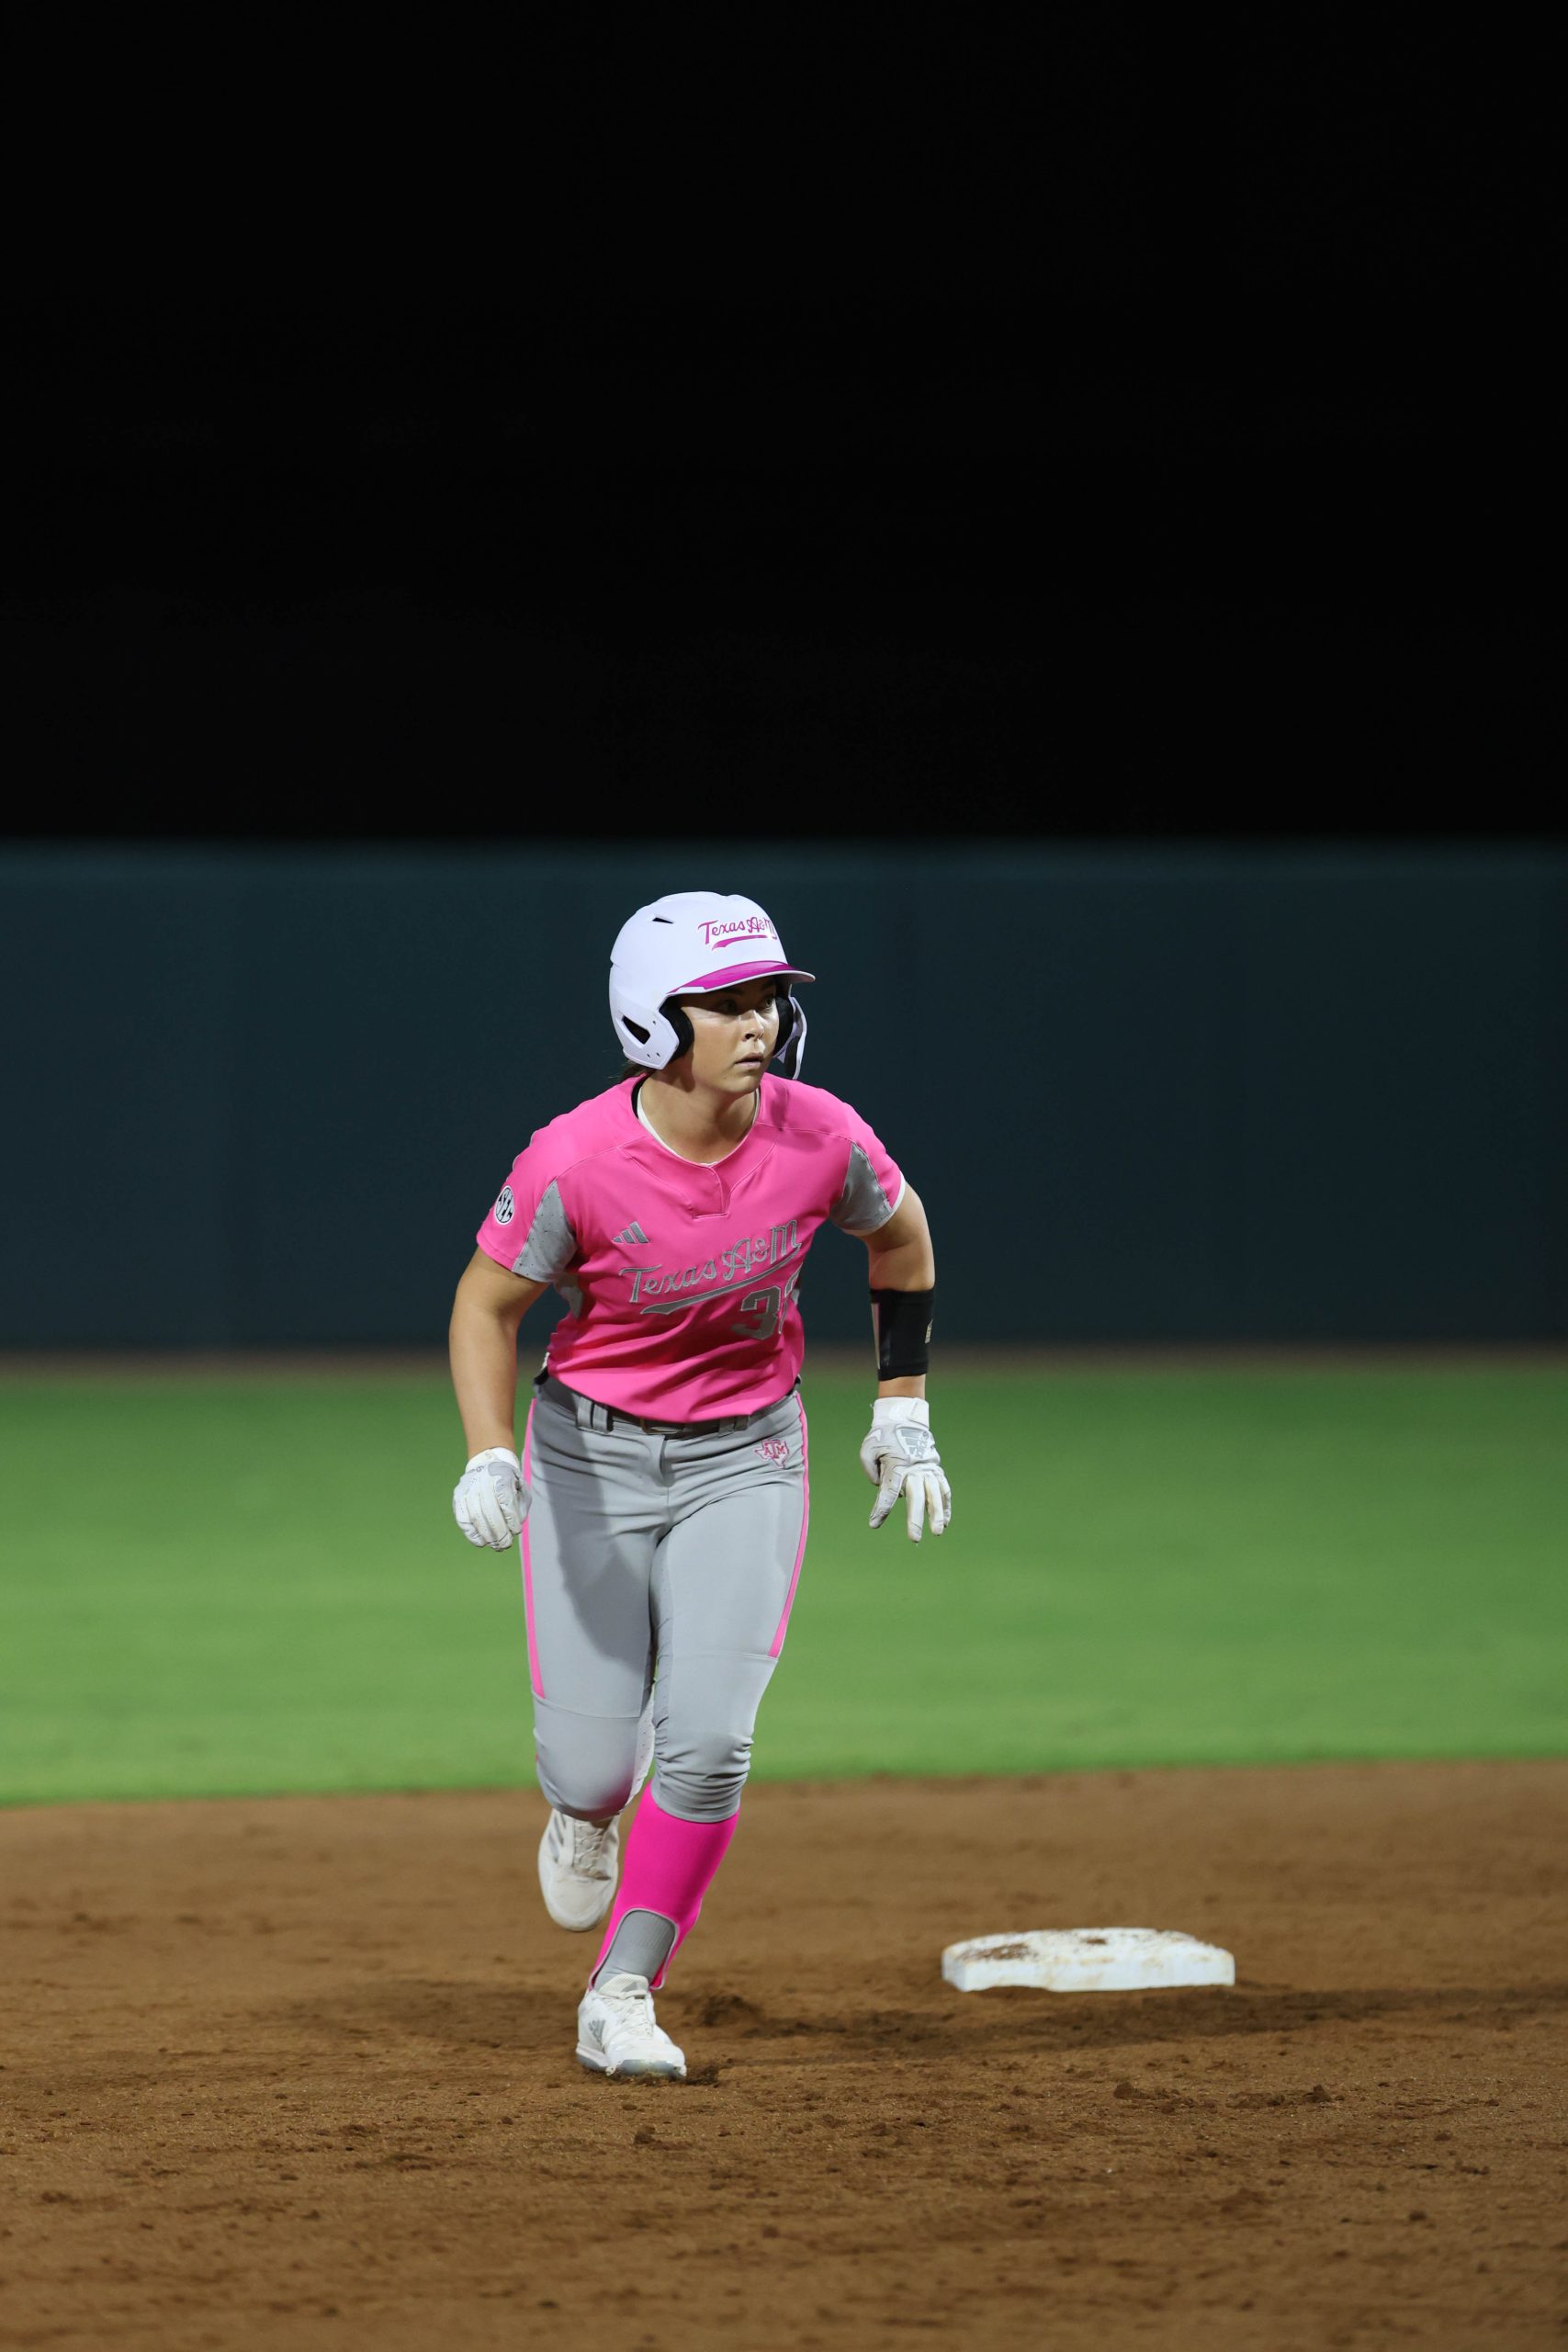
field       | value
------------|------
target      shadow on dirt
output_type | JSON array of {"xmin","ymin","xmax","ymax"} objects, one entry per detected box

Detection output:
[
  {"xmin": 280, "ymin": 1973, "xmax": 1568, "ymax": 2065},
  {"xmin": 280, "ymin": 1975, "xmax": 568, "ymax": 2055}
]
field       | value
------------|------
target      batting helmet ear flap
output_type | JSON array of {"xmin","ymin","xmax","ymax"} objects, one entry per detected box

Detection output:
[
  {"xmin": 773, "ymin": 987, "xmax": 807, "ymax": 1080},
  {"xmin": 658, "ymin": 999, "xmax": 695, "ymax": 1060},
  {"xmin": 612, "ymin": 996, "xmax": 689, "ymax": 1069}
]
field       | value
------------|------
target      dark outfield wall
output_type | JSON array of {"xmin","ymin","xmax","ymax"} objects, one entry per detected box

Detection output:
[{"xmin": 3, "ymin": 846, "xmax": 1564, "ymax": 1346}]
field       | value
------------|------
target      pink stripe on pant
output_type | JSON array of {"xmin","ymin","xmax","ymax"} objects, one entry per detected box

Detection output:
[
  {"xmin": 769, "ymin": 1395, "xmax": 810, "ymax": 1657},
  {"xmin": 520, "ymin": 1404, "xmax": 543, "ymax": 1697}
]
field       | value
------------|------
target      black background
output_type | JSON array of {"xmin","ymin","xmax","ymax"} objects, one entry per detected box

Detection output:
[{"xmin": 4, "ymin": 29, "xmax": 1556, "ymax": 846}]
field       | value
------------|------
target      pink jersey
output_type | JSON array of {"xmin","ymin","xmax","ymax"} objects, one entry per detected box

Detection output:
[{"xmin": 475, "ymin": 1076, "xmax": 904, "ymax": 1420}]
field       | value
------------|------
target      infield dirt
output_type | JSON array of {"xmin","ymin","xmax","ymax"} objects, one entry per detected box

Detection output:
[{"xmin": 3, "ymin": 1761, "xmax": 1565, "ymax": 2350}]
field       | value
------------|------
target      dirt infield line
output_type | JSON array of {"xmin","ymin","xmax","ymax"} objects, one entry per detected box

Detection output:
[{"xmin": 4, "ymin": 1760, "xmax": 1565, "ymax": 2349}]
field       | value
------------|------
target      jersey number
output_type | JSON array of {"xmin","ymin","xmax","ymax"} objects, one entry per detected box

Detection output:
[{"xmin": 728, "ymin": 1269, "xmax": 800, "ymax": 1341}]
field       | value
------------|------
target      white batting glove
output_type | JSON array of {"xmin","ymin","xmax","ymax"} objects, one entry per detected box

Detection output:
[
  {"xmin": 859, "ymin": 1398, "xmax": 952, "ymax": 1542},
  {"xmin": 452, "ymin": 1447, "xmax": 530, "ymax": 1550}
]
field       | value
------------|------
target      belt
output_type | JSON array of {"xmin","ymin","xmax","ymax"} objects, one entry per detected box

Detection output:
[{"xmin": 536, "ymin": 1371, "xmax": 793, "ymax": 1440}]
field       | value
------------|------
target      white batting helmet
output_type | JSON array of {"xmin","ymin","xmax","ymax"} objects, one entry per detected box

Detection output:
[{"xmin": 609, "ymin": 891, "xmax": 815, "ymax": 1077}]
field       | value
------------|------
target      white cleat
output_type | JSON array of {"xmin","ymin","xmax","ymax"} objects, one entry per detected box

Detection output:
[
  {"xmin": 538, "ymin": 1808, "xmax": 620, "ymax": 1931},
  {"xmin": 576, "ymin": 1972, "xmax": 687, "ymax": 2080}
]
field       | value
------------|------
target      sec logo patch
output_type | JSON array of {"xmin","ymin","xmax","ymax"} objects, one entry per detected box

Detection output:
[{"xmin": 493, "ymin": 1184, "xmax": 515, "ymax": 1227}]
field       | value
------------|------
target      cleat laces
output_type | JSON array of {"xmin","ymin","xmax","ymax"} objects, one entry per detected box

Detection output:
[
  {"xmin": 596, "ymin": 1973, "xmax": 658, "ymax": 2034},
  {"xmin": 569, "ymin": 1818, "xmax": 615, "ymax": 1878}
]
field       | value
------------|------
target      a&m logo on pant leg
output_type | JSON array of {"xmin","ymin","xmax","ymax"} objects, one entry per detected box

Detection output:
[{"xmin": 752, "ymin": 1438, "xmax": 790, "ymax": 1465}]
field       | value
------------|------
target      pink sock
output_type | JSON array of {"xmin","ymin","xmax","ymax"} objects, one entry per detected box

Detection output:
[{"xmin": 592, "ymin": 1792, "xmax": 738, "ymax": 1989}]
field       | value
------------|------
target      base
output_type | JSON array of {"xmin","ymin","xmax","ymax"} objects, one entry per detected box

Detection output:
[{"xmin": 942, "ymin": 1927, "xmax": 1235, "ymax": 1993}]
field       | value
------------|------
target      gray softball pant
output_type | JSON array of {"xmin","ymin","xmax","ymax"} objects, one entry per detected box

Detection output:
[{"xmin": 520, "ymin": 1375, "xmax": 810, "ymax": 1826}]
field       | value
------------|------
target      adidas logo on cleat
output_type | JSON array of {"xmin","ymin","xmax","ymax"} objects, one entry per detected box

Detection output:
[{"xmin": 614, "ymin": 1222, "xmax": 650, "ymax": 1246}]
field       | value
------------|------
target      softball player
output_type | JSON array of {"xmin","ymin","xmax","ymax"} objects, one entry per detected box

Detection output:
[{"xmin": 447, "ymin": 890, "xmax": 949, "ymax": 2080}]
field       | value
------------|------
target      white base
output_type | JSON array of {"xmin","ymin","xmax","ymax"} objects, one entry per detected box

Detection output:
[{"xmin": 942, "ymin": 1927, "xmax": 1235, "ymax": 1994}]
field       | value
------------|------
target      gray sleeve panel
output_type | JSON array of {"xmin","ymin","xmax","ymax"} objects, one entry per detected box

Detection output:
[
  {"xmin": 511, "ymin": 1179, "xmax": 578, "ymax": 1281},
  {"xmin": 830, "ymin": 1143, "xmax": 904, "ymax": 1235}
]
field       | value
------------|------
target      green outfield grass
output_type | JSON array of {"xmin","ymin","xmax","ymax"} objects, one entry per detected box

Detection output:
[{"xmin": 2, "ymin": 1363, "xmax": 1565, "ymax": 1804}]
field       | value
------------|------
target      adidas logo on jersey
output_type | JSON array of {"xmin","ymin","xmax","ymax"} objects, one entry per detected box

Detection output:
[{"xmin": 614, "ymin": 1222, "xmax": 650, "ymax": 1246}]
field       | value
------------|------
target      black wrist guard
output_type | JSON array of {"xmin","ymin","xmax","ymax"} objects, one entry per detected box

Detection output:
[{"xmin": 871, "ymin": 1287, "xmax": 934, "ymax": 1379}]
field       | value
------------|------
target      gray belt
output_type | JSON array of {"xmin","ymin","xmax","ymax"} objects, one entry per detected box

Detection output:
[{"xmin": 536, "ymin": 1371, "xmax": 791, "ymax": 1440}]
